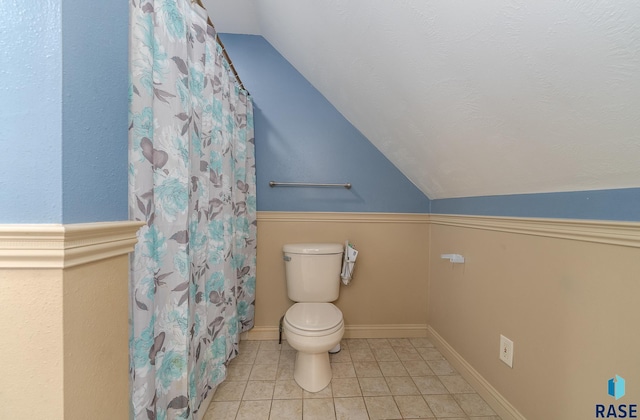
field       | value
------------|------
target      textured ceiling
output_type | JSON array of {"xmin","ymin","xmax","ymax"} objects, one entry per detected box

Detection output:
[{"xmin": 204, "ymin": 0, "xmax": 640, "ymax": 199}]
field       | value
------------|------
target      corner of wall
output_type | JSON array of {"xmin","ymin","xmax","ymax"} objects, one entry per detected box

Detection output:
[{"xmin": 0, "ymin": 221, "xmax": 142, "ymax": 419}]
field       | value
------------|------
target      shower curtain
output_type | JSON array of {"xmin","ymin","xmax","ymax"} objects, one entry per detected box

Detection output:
[{"xmin": 128, "ymin": 0, "xmax": 256, "ymax": 418}]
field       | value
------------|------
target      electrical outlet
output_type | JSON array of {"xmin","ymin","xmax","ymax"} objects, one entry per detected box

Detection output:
[{"xmin": 499, "ymin": 335, "xmax": 514, "ymax": 368}]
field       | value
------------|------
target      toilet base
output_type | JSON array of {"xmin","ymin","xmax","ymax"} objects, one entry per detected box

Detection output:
[{"xmin": 293, "ymin": 351, "xmax": 332, "ymax": 393}]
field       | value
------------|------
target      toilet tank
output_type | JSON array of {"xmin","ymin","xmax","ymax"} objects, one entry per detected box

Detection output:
[{"xmin": 283, "ymin": 243, "xmax": 344, "ymax": 302}]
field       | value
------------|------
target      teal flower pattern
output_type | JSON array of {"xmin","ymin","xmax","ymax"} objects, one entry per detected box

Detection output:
[{"xmin": 129, "ymin": 1, "xmax": 255, "ymax": 418}]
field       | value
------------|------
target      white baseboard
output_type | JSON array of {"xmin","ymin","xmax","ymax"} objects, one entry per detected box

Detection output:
[
  {"xmin": 241, "ymin": 324, "xmax": 428, "ymax": 341},
  {"xmin": 427, "ymin": 326, "xmax": 526, "ymax": 420}
]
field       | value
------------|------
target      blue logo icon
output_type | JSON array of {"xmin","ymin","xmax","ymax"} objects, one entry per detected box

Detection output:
[{"xmin": 608, "ymin": 375, "xmax": 626, "ymax": 400}]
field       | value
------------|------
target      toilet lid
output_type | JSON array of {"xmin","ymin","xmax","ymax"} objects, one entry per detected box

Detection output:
[{"xmin": 284, "ymin": 303, "xmax": 343, "ymax": 332}]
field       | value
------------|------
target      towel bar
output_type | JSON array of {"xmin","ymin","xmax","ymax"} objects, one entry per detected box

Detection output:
[{"xmin": 269, "ymin": 181, "xmax": 352, "ymax": 189}]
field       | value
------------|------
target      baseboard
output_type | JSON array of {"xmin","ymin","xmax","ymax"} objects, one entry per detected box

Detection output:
[
  {"xmin": 427, "ymin": 326, "xmax": 526, "ymax": 420},
  {"xmin": 241, "ymin": 324, "xmax": 428, "ymax": 341}
]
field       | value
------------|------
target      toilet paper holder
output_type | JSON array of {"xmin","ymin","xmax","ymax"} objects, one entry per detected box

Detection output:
[{"xmin": 440, "ymin": 254, "xmax": 465, "ymax": 264}]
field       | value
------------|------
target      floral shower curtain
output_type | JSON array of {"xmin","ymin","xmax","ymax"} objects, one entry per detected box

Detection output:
[{"xmin": 128, "ymin": 0, "xmax": 256, "ymax": 418}]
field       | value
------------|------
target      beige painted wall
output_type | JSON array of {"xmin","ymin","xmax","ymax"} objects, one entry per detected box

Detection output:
[
  {"xmin": 255, "ymin": 212, "xmax": 430, "ymax": 337},
  {"xmin": 429, "ymin": 218, "xmax": 640, "ymax": 419},
  {"xmin": 63, "ymin": 255, "xmax": 130, "ymax": 419},
  {"xmin": 0, "ymin": 269, "xmax": 64, "ymax": 419},
  {"xmin": 0, "ymin": 222, "xmax": 139, "ymax": 420}
]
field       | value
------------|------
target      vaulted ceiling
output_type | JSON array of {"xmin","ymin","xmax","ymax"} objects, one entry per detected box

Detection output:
[{"xmin": 203, "ymin": 0, "xmax": 640, "ymax": 199}]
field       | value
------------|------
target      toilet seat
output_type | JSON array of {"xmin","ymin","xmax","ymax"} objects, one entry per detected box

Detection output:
[{"xmin": 284, "ymin": 303, "xmax": 343, "ymax": 337}]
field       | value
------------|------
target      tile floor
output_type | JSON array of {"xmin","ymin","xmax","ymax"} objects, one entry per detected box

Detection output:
[{"xmin": 204, "ymin": 337, "xmax": 501, "ymax": 420}]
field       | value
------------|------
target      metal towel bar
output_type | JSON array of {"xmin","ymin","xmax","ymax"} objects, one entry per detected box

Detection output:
[{"xmin": 269, "ymin": 181, "xmax": 352, "ymax": 189}]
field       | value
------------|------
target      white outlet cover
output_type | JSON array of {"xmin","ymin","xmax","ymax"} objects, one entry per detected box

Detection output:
[{"xmin": 500, "ymin": 334, "xmax": 514, "ymax": 368}]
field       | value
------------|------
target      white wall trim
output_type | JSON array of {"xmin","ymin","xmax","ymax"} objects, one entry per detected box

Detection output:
[
  {"xmin": 428, "ymin": 326, "xmax": 526, "ymax": 420},
  {"xmin": 258, "ymin": 211, "xmax": 430, "ymax": 224},
  {"xmin": 0, "ymin": 221, "xmax": 144, "ymax": 268},
  {"xmin": 242, "ymin": 324, "xmax": 428, "ymax": 341},
  {"xmin": 430, "ymin": 214, "xmax": 640, "ymax": 248}
]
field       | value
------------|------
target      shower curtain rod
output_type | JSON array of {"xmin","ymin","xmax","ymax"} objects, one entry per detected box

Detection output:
[{"xmin": 192, "ymin": 0, "xmax": 248, "ymax": 93}]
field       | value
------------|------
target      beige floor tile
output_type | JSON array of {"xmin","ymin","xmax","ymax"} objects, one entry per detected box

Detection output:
[
  {"xmin": 359, "ymin": 377, "xmax": 391, "ymax": 396},
  {"xmin": 269, "ymin": 399, "xmax": 302, "ymax": 420},
  {"xmin": 378, "ymin": 361, "xmax": 410, "ymax": 377},
  {"xmin": 372, "ymin": 347, "xmax": 400, "ymax": 362},
  {"xmin": 259, "ymin": 340, "xmax": 282, "ymax": 351},
  {"xmin": 236, "ymin": 400, "xmax": 271, "ymax": 420},
  {"xmin": 203, "ymin": 400, "xmax": 240, "ymax": 420},
  {"xmin": 227, "ymin": 363, "xmax": 253, "ymax": 381},
  {"xmin": 304, "ymin": 383, "xmax": 333, "ymax": 399},
  {"xmin": 280, "ymin": 350, "xmax": 297, "ymax": 364},
  {"xmin": 280, "ymin": 340, "xmax": 294, "ymax": 351},
  {"xmin": 243, "ymin": 380, "xmax": 275, "ymax": 400},
  {"xmin": 385, "ymin": 376, "xmax": 420, "ymax": 395},
  {"xmin": 276, "ymin": 363, "xmax": 295, "ymax": 380},
  {"xmin": 332, "ymin": 378, "xmax": 363, "ymax": 397},
  {"xmin": 353, "ymin": 361, "xmax": 383, "ymax": 377},
  {"xmin": 273, "ymin": 379, "xmax": 303, "ymax": 400},
  {"xmin": 417, "ymin": 347, "xmax": 445, "ymax": 361},
  {"xmin": 436, "ymin": 418, "xmax": 467, "ymax": 420},
  {"xmin": 412, "ymin": 376, "xmax": 449, "ymax": 395},
  {"xmin": 427, "ymin": 360, "xmax": 456, "ymax": 375},
  {"xmin": 388, "ymin": 338, "xmax": 413, "ymax": 347},
  {"xmin": 350, "ymin": 347, "xmax": 376, "ymax": 361},
  {"xmin": 303, "ymin": 398, "xmax": 336, "ymax": 420},
  {"xmin": 394, "ymin": 395, "xmax": 434, "ymax": 418},
  {"xmin": 364, "ymin": 396, "xmax": 402, "ymax": 420},
  {"xmin": 250, "ymin": 364, "xmax": 278, "ymax": 381},
  {"xmin": 225, "ymin": 339, "xmax": 500, "ymax": 420},
  {"xmin": 402, "ymin": 360, "xmax": 435, "ymax": 376},
  {"xmin": 331, "ymin": 348, "xmax": 353, "ymax": 363},
  {"xmin": 233, "ymin": 349, "xmax": 258, "ymax": 365},
  {"xmin": 423, "ymin": 394, "xmax": 466, "ymax": 418},
  {"xmin": 393, "ymin": 346, "xmax": 423, "ymax": 361},
  {"xmin": 213, "ymin": 380, "xmax": 247, "ymax": 401},
  {"xmin": 239, "ymin": 340, "xmax": 260, "ymax": 352},
  {"xmin": 346, "ymin": 339, "xmax": 371, "ymax": 350},
  {"xmin": 453, "ymin": 393, "xmax": 496, "ymax": 416},
  {"xmin": 332, "ymin": 362, "xmax": 357, "ymax": 378},
  {"xmin": 334, "ymin": 397, "xmax": 370, "ymax": 420},
  {"xmin": 367, "ymin": 338, "xmax": 392, "ymax": 349},
  {"xmin": 256, "ymin": 349, "xmax": 281, "ymax": 365},
  {"xmin": 439, "ymin": 375, "xmax": 476, "ymax": 394}
]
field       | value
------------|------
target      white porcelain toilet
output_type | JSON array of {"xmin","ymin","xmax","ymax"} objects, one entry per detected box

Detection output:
[{"xmin": 282, "ymin": 243, "xmax": 345, "ymax": 392}]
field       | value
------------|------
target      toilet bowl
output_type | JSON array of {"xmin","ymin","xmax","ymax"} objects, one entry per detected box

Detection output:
[{"xmin": 283, "ymin": 302, "xmax": 345, "ymax": 392}]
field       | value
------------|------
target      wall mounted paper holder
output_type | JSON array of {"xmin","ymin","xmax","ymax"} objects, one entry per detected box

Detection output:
[{"xmin": 440, "ymin": 254, "xmax": 465, "ymax": 264}]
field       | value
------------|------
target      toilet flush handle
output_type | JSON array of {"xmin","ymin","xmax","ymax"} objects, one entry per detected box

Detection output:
[{"xmin": 283, "ymin": 256, "xmax": 291, "ymax": 262}]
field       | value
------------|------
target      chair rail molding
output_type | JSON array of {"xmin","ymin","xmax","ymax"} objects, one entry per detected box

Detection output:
[
  {"xmin": 0, "ymin": 221, "xmax": 144, "ymax": 268},
  {"xmin": 429, "ymin": 214, "xmax": 640, "ymax": 248}
]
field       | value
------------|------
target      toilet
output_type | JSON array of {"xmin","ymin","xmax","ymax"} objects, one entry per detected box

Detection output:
[{"xmin": 282, "ymin": 243, "xmax": 345, "ymax": 392}]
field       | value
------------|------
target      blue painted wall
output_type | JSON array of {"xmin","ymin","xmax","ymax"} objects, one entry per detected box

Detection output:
[
  {"xmin": 1, "ymin": 13, "xmax": 635, "ymax": 223},
  {"xmin": 0, "ymin": 0, "xmax": 129, "ymax": 224},
  {"xmin": 61, "ymin": 0, "xmax": 129, "ymax": 223},
  {"xmin": 0, "ymin": 2, "xmax": 63, "ymax": 223},
  {"xmin": 431, "ymin": 188, "xmax": 640, "ymax": 222},
  {"xmin": 219, "ymin": 34, "xmax": 431, "ymax": 213}
]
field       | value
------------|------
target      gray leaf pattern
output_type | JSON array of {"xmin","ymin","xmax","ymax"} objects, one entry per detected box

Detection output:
[{"xmin": 129, "ymin": 1, "xmax": 256, "ymax": 418}]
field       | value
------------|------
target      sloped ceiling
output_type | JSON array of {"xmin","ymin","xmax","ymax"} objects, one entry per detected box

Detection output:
[{"xmin": 204, "ymin": 0, "xmax": 640, "ymax": 199}]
